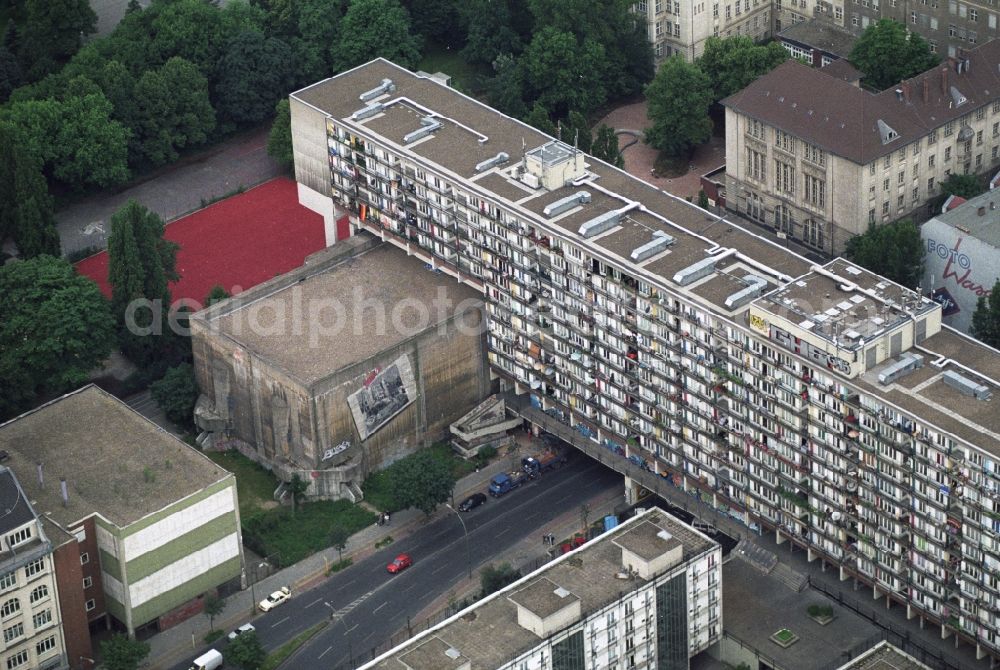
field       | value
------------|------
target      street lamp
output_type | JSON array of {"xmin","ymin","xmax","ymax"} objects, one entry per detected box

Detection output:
[
  {"xmin": 325, "ymin": 601, "xmax": 354, "ymax": 666},
  {"xmin": 249, "ymin": 561, "xmax": 267, "ymax": 615},
  {"xmin": 444, "ymin": 503, "xmax": 472, "ymax": 580}
]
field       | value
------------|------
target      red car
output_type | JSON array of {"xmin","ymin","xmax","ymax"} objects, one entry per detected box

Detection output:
[{"xmin": 387, "ymin": 553, "xmax": 412, "ymax": 574}]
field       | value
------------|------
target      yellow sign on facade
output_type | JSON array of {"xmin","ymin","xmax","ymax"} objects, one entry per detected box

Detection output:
[{"xmin": 749, "ymin": 313, "xmax": 769, "ymax": 335}]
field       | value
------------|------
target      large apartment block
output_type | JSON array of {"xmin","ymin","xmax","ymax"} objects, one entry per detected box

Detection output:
[
  {"xmin": 358, "ymin": 508, "xmax": 722, "ymax": 670},
  {"xmin": 291, "ymin": 59, "xmax": 1000, "ymax": 661},
  {"xmin": 635, "ymin": 0, "xmax": 771, "ymax": 62},
  {"xmin": 724, "ymin": 40, "xmax": 1000, "ymax": 257}
]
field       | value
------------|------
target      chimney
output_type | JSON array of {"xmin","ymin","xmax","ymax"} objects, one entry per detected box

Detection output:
[
  {"xmin": 941, "ymin": 67, "xmax": 949, "ymax": 95},
  {"xmin": 902, "ymin": 82, "xmax": 911, "ymax": 101},
  {"xmin": 991, "ymin": 201, "xmax": 996, "ymax": 210},
  {"xmin": 923, "ymin": 79, "xmax": 929, "ymax": 103},
  {"xmin": 895, "ymin": 88, "xmax": 904, "ymax": 101},
  {"xmin": 60, "ymin": 478, "xmax": 68, "ymax": 507},
  {"xmin": 36, "ymin": 462, "xmax": 43, "ymax": 488},
  {"xmin": 978, "ymin": 206, "xmax": 986, "ymax": 216}
]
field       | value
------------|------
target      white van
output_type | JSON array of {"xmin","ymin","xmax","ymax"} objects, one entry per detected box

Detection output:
[{"xmin": 188, "ymin": 648, "xmax": 223, "ymax": 670}]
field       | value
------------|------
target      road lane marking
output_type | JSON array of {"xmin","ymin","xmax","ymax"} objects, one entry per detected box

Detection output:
[
  {"xmin": 431, "ymin": 563, "xmax": 448, "ymax": 575},
  {"xmin": 318, "ymin": 646, "xmax": 333, "ymax": 660},
  {"xmin": 305, "ymin": 598, "xmax": 323, "ymax": 608},
  {"xmin": 495, "ymin": 527, "xmax": 511, "ymax": 537},
  {"xmin": 346, "ymin": 624, "xmax": 359, "ymax": 634},
  {"xmin": 373, "ymin": 601, "xmax": 387, "ymax": 613},
  {"xmin": 271, "ymin": 617, "xmax": 289, "ymax": 628}
]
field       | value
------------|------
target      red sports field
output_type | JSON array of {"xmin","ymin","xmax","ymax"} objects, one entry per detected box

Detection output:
[{"xmin": 76, "ymin": 178, "xmax": 325, "ymax": 307}]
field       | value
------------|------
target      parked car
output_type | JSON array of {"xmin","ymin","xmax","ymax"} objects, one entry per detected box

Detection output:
[
  {"xmin": 458, "ymin": 492, "xmax": 487, "ymax": 512},
  {"xmin": 387, "ymin": 553, "xmax": 412, "ymax": 574},
  {"xmin": 258, "ymin": 586, "xmax": 291, "ymax": 612},
  {"xmin": 187, "ymin": 648, "xmax": 223, "ymax": 670},
  {"xmin": 228, "ymin": 623, "xmax": 255, "ymax": 641}
]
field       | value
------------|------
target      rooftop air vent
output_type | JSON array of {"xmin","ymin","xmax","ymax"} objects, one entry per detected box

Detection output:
[
  {"xmin": 403, "ymin": 116, "xmax": 443, "ymax": 144},
  {"xmin": 673, "ymin": 256, "xmax": 718, "ymax": 286},
  {"xmin": 950, "ymin": 85, "xmax": 968, "ymax": 107},
  {"xmin": 474, "ymin": 152, "xmax": 510, "ymax": 173},
  {"xmin": 359, "ymin": 78, "xmax": 395, "ymax": 102},
  {"xmin": 876, "ymin": 119, "xmax": 899, "ymax": 145},
  {"xmin": 543, "ymin": 191, "xmax": 592, "ymax": 218},
  {"xmin": 942, "ymin": 370, "xmax": 992, "ymax": 400},
  {"xmin": 630, "ymin": 231, "xmax": 676, "ymax": 262},
  {"xmin": 878, "ymin": 353, "xmax": 924, "ymax": 385},
  {"xmin": 723, "ymin": 274, "xmax": 768, "ymax": 310},
  {"xmin": 350, "ymin": 102, "xmax": 385, "ymax": 121},
  {"xmin": 579, "ymin": 210, "xmax": 621, "ymax": 238}
]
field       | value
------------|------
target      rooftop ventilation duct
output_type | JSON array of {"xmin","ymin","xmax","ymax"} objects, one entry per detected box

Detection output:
[
  {"xmin": 474, "ymin": 152, "xmax": 510, "ymax": 173},
  {"xmin": 630, "ymin": 231, "xmax": 676, "ymax": 262},
  {"xmin": 350, "ymin": 102, "xmax": 385, "ymax": 121},
  {"xmin": 579, "ymin": 210, "xmax": 621, "ymax": 238},
  {"xmin": 673, "ymin": 256, "xmax": 718, "ymax": 286},
  {"xmin": 942, "ymin": 370, "xmax": 992, "ymax": 400},
  {"xmin": 724, "ymin": 274, "xmax": 768, "ymax": 310},
  {"xmin": 359, "ymin": 78, "xmax": 395, "ymax": 102},
  {"xmin": 403, "ymin": 116, "xmax": 443, "ymax": 144},
  {"xmin": 878, "ymin": 352, "xmax": 924, "ymax": 385},
  {"xmin": 543, "ymin": 191, "xmax": 592, "ymax": 218}
]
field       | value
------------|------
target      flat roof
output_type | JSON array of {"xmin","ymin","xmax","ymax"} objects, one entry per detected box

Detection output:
[
  {"xmin": 0, "ymin": 386, "xmax": 231, "ymax": 529},
  {"xmin": 359, "ymin": 509, "xmax": 717, "ymax": 670},
  {"xmin": 613, "ymin": 519, "xmax": 683, "ymax": 561},
  {"xmin": 933, "ymin": 185, "xmax": 1000, "ymax": 248},
  {"xmin": 206, "ymin": 243, "xmax": 481, "ymax": 384},
  {"xmin": 507, "ymin": 576, "xmax": 580, "ymax": 619},
  {"xmin": 835, "ymin": 641, "xmax": 931, "ymax": 670}
]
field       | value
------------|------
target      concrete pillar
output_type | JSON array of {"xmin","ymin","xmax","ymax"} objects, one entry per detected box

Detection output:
[
  {"xmin": 942, "ymin": 624, "xmax": 952, "ymax": 640},
  {"xmin": 839, "ymin": 566, "xmax": 849, "ymax": 581},
  {"xmin": 776, "ymin": 529, "xmax": 786, "ymax": 545},
  {"xmin": 873, "ymin": 585, "xmax": 880, "ymax": 600},
  {"xmin": 920, "ymin": 616, "xmax": 925, "ymax": 630},
  {"xmin": 807, "ymin": 547, "xmax": 817, "ymax": 562},
  {"xmin": 907, "ymin": 604, "xmax": 916, "ymax": 620}
]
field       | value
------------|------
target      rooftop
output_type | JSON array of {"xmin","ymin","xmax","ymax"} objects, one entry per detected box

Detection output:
[
  {"xmin": 202, "ymin": 241, "xmax": 482, "ymax": 385},
  {"xmin": 932, "ymin": 181, "xmax": 1000, "ymax": 248},
  {"xmin": 778, "ymin": 18, "xmax": 858, "ymax": 58},
  {"xmin": 834, "ymin": 640, "xmax": 931, "ymax": 670},
  {"xmin": 0, "ymin": 386, "xmax": 231, "ymax": 529},
  {"xmin": 820, "ymin": 57, "xmax": 863, "ymax": 84},
  {"xmin": 358, "ymin": 509, "xmax": 717, "ymax": 670},
  {"xmin": 723, "ymin": 40, "xmax": 1000, "ymax": 164},
  {"xmin": 0, "ymin": 468, "xmax": 37, "ymax": 535}
]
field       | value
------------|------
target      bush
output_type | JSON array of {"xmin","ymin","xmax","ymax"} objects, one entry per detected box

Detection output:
[
  {"xmin": 204, "ymin": 630, "xmax": 224, "ymax": 644},
  {"xmin": 240, "ymin": 500, "xmax": 375, "ymax": 567},
  {"xmin": 480, "ymin": 562, "xmax": 521, "ymax": 597},
  {"xmin": 150, "ymin": 362, "xmax": 199, "ymax": 428},
  {"xmin": 808, "ymin": 604, "xmax": 833, "ymax": 618}
]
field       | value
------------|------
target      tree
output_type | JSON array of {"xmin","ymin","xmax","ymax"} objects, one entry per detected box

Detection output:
[
  {"xmin": 203, "ymin": 592, "xmax": 225, "ymax": 631},
  {"xmin": 479, "ymin": 562, "xmax": 521, "ymax": 597},
  {"xmin": 288, "ymin": 474, "xmax": 309, "ymax": 515},
  {"xmin": 520, "ymin": 28, "xmax": 607, "ymax": 118},
  {"xmin": 849, "ymin": 19, "xmax": 939, "ymax": 91},
  {"xmin": 150, "ymin": 0, "xmax": 230, "ymax": 78},
  {"xmin": 563, "ymin": 111, "xmax": 593, "ymax": 154},
  {"xmin": 393, "ymin": 449, "xmax": 456, "ymax": 516},
  {"xmin": 133, "ymin": 57, "xmax": 216, "ymax": 166},
  {"xmin": 0, "ymin": 45, "xmax": 21, "ymax": 102},
  {"xmin": 214, "ymin": 31, "xmax": 293, "ymax": 126},
  {"xmin": 644, "ymin": 56, "xmax": 713, "ymax": 158},
  {"xmin": 0, "ymin": 122, "xmax": 59, "ymax": 258},
  {"xmin": 225, "ymin": 630, "xmax": 266, "ymax": 670},
  {"xmin": 484, "ymin": 53, "xmax": 526, "ymax": 119},
  {"xmin": 17, "ymin": 0, "xmax": 97, "ymax": 80},
  {"xmin": 329, "ymin": 523, "xmax": 350, "ymax": 563},
  {"xmin": 407, "ymin": 0, "xmax": 466, "ymax": 48},
  {"xmin": 267, "ymin": 99, "xmax": 294, "ymax": 170},
  {"xmin": 101, "ymin": 635, "xmax": 150, "ymax": 670},
  {"xmin": 697, "ymin": 36, "xmax": 788, "ymax": 102},
  {"xmin": 150, "ymin": 363, "xmax": 199, "ymax": 427},
  {"xmin": 971, "ymin": 280, "xmax": 1000, "ymax": 349},
  {"xmin": 287, "ymin": 0, "xmax": 343, "ymax": 84},
  {"xmin": 0, "ymin": 256, "xmax": 114, "ymax": 420},
  {"xmin": 460, "ymin": 0, "xmax": 522, "ymax": 67},
  {"xmin": 940, "ymin": 172, "xmax": 986, "ymax": 200},
  {"xmin": 205, "ymin": 284, "xmax": 231, "ymax": 307},
  {"xmin": 844, "ymin": 219, "xmax": 924, "ymax": 289},
  {"xmin": 332, "ymin": 0, "xmax": 422, "ymax": 71},
  {"xmin": 591, "ymin": 124, "xmax": 623, "ymax": 168},
  {"xmin": 523, "ymin": 102, "xmax": 556, "ymax": 137}
]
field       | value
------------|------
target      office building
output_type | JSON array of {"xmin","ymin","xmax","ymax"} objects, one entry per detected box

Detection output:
[
  {"xmin": 290, "ymin": 59, "xmax": 1000, "ymax": 660},
  {"xmin": 357, "ymin": 508, "xmax": 721, "ymax": 670},
  {"xmin": 635, "ymin": 0, "xmax": 772, "ymax": 62}
]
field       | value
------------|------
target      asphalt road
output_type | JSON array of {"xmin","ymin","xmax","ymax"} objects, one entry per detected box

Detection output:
[{"xmin": 171, "ymin": 454, "xmax": 619, "ymax": 670}]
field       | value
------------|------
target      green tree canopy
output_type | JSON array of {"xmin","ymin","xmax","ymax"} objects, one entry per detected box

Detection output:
[
  {"xmin": 134, "ymin": 57, "xmax": 216, "ymax": 166},
  {"xmin": 203, "ymin": 592, "xmax": 226, "ymax": 631},
  {"xmin": 844, "ymin": 219, "xmax": 924, "ymax": 289},
  {"xmin": 0, "ymin": 122, "xmax": 59, "ymax": 258},
  {"xmin": 484, "ymin": 53, "xmax": 526, "ymax": 118},
  {"xmin": 16, "ymin": 0, "xmax": 97, "ymax": 80},
  {"xmin": 971, "ymin": 281, "xmax": 1000, "ymax": 349},
  {"xmin": 205, "ymin": 284, "xmax": 232, "ymax": 307},
  {"xmin": 107, "ymin": 199, "xmax": 177, "ymax": 318},
  {"xmin": 150, "ymin": 0, "xmax": 230, "ymax": 77},
  {"xmin": 644, "ymin": 56, "xmax": 713, "ymax": 158},
  {"xmin": 225, "ymin": 630, "xmax": 266, "ymax": 670},
  {"xmin": 150, "ymin": 363, "xmax": 199, "ymax": 428},
  {"xmin": 286, "ymin": 0, "xmax": 344, "ymax": 85},
  {"xmin": 214, "ymin": 31, "xmax": 293, "ymax": 126},
  {"xmin": 520, "ymin": 28, "xmax": 607, "ymax": 118},
  {"xmin": 332, "ymin": 0, "xmax": 422, "ymax": 71},
  {"xmin": 480, "ymin": 562, "xmax": 521, "ymax": 597},
  {"xmin": 0, "ymin": 45, "xmax": 21, "ymax": 101},
  {"xmin": 460, "ymin": 0, "xmax": 522, "ymax": 67},
  {"xmin": 592, "ymin": 124, "xmax": 624, "ymax": 168},
  {"xmin": 848, "ymin": 19, "xmax": 939, "ymax": 91},
  {"xmin": 0, "ymin": 256, "xmax": 114, "ymax": 420},
  {"xmin": 523, "ymin": 102, "xmax": 557, "ymax": 137},
  {"xmin": 941, "ymin": 172, "xmax": 986, "ymax": 199},
  {"xmin": 268, "ymin": 99, "xmax": 294, "ymax": 170},
  {"xmin": 697, "ymin": 36, "xmax": 788, "ymax": 102},
  {"xmin": 100, "ymin": 634, "xmax": 150, "ymax": 670},
  {"xmin": 329, "ymin": 523, "xmax": 350, "ymax": 562},
  {"xmin": 407, "ymin": 0, "xmax": 467, "ymax": 48},
  {"xmin": 393, "ymin": 449, "xmax": 456, "ymax": 516}
]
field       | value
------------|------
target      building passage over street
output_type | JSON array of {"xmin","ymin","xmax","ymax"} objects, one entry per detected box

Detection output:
[{"xmin": 290, "ymin": 58, "xmax": 1000, "ymax": 661}]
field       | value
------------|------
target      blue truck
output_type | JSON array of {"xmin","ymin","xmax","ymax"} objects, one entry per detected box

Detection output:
[{"xmin": 489, "ymin": 470, "xmax": 530, "ymax": 497}]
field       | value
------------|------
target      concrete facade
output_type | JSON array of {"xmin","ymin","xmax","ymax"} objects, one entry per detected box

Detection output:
[
  {"xmin": 636, "ymin": 0, "xmax": 772, "ymax": 62},
  {"xmin": 190, "ymin": 237, "xmax": 491, "ymax": 501}
]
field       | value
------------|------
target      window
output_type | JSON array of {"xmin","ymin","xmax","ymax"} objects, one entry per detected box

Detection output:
[
  {"xmin": 977, "ymin": 107, "xmax": 986, "ymax": 121},
  {"xmin": 775, "ymin": 204, "xmax": 793, "ymax": 235},
  {"xmin": 991, "ymin": 12, "xmax": 997, "ymax": 27},
  {"xmin": 882, "ymin": 201, "xmax": 890, "ymax": 215},
  {"xmin": 2, "ymin": 624, "xmax": 22, "ymax": 645},
  {"xmin": 884, "ymin": 155, "xmax": 891, "ymax": 168},
  {"xmin": 898, "ymin": 171, "xmax": 905, "ymax": 184},
  {"xmin": 929, "ymin": 154, "xmax": 936, "ymax": 167},
  {"xmin": 929, "ymin": 129, "xmax": 938, "ymax": 144},
  {"xmin": 637, "ymin": 0, "xmax": 648, "ymax": 10},
  {"xmin": 85, "ymin": 599, "xmax": 96, "ymax": 612},
  {"xmin": 5, "ymin": 529, "xmax": 29, "ymax": 549},
  {"xmin": 913, "ymin": 186, "xmax": 919, "ymax": 200},
  {"xmin": 774, "ymin": 129, "xmax": 796, "ymax": 153},
  {"xmin": 911, "ymin": 9, "xmax": 917, "ymax": 21},
  {"xmin": 0, "ymin": 599, "xmax": 18, "ymax": 619},
  {"xmin": 804, "ymin": 143, "xmax": 826, "ymax": 166},
  {"xmin": 35, "ymin": 636, "xmax": 56, "ymax": 656},
  {"xmin": 869, "ymin": 208, "xmax": 876, "ymax": 223},
  {"xmin": 5, "ymin": 651, "xmax": 27, "ymax": 670},
  {"xmin": 931, "ymin": 16, "xmax": 938, "ymax": 27},
  {"xmin": 0, "ymin": 575, "xmax": 14, "ymax": 594},
  {"xmin": 726, "ymin": 4, "xmax": 731, "ymax": 17},
  {"xmin": 884, "ymin": 177, "xmax": 890, "ymax": 191},
  {"xmin": 82, "ymin": 576, "xmax": 92, "ymax": 589},
  {"xmin": 746, "ymin": 148, "xmax": 766, "ymax": 180},
  {"xmin": 31, "ymin": 610, "xmax": 51, "ymax": 630},
  {"xmin": 804, "ymin": 174, "xmax": 826, "ymax": 207},
  {"xmin": 928, "ymin": 176, "xmax": 936, "ymax": 190},
  {"xmin": 24, "ymin": 559, "xmax": 43, "ymax": 579},
  {"xmin": 870, "ymin": 163, "xmax": 876, "ymax": 175},
  {"xmin": 775, "ymin": 160, "xmax": 795, "ymax": 194},
  {"xmin": 977, "ymin": 153, "xmax": 983, "ymax": 167},
  {"xmin": 971, "ymin": 7, "xmax": 978, "ymax": 19},
  {"xmin": 944, "ymin": 121, "xmax": 955, "ymax": 136},
  {"xmin": 978, "ymin": 129, "xmax": 984, "ymax": 145},
  {"xmin": 746, "ymin": 193, "xmax": 765, "ymax": 222},
  {"xmin": 80, "ymin": 552, "xmax": 89, "ymax": 565},
  {"xmin": 898, "ymin": 194, "xmax": 904, "ymax": 207},
  {"xmin": 945, "ymin": 146, "xmax": 952, "ymax": 161},
  {"xmin": 713, "ymin": 3, "xmax": 719, "ymax": 15},
  {"xmin": 836, "ymin": 5, "xmax": 843, "ymax": 18},
  {"xmin": 804, "ymin": 219, "xmax": 824, "ymax": 248},
  {"xmin": 28, "ymin": 585, "xmax": 47, "ymax": 604},
  {"xmin": 674, "ymin": 22, "xmax": 680, "ymax": 35},
  {"xmin": 993, "ymin": 146, "xmax": 999, "ymax": 159}
]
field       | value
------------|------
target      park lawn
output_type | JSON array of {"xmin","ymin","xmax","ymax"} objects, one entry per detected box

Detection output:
[
  {"xmin": 417, "ymin": 41, "xmax": 487, "ymax": 94},
  {"xmin": 242, "ymin": 500, "xmax": 376, "ymax": 568},
  {"xmin": 206, "ymin": 450, "xmax": 278, "ymax": 519}
]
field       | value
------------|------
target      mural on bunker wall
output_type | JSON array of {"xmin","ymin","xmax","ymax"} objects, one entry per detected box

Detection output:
[{"xmin": 347, "ymin": 354, "xmax": 417, "ymax": 441}]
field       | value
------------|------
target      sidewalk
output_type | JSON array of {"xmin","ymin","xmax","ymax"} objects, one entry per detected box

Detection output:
[{"xmin": 144, "ymin": 446, "xmax": 532, "ymax": 670}]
